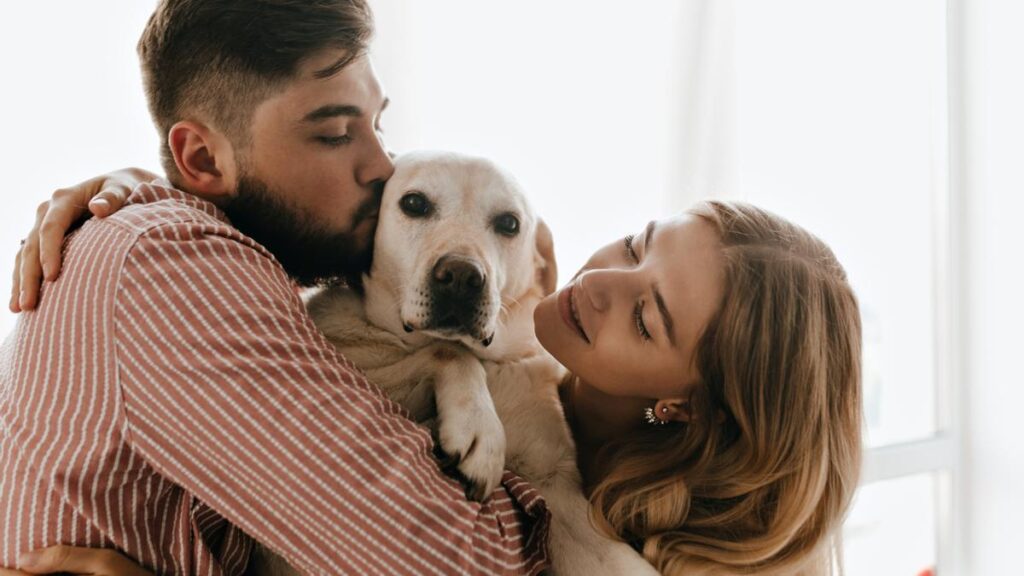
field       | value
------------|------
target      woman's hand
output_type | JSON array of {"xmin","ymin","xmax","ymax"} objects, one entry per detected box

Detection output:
[
  {"xmin": 0, "ymin": 545, "xmax": 154, "ymax": 576},
  {"xmin": 10, "ymin": 168, "xmax": 156, "ymax": 312}
]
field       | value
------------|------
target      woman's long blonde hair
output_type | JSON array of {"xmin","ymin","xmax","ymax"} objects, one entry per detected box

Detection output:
[{"xmin": 589, "ymin": 201, "xmax": 862, "ymax": 575}]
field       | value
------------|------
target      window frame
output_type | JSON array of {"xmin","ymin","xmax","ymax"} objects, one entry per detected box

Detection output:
[{"xmin": 857, "ymin": 2, "xmax": 968, "ymax": 574}]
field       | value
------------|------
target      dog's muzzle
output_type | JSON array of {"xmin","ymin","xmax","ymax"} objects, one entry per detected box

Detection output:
[{"xmin": 428, "ymin": 254, "xmax": 486, "ymax": 334}]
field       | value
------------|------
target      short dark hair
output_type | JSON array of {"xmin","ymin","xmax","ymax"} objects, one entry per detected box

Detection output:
[{"xmin": 138, "ymin": 0, "xmax": 375, "ymax": 178}]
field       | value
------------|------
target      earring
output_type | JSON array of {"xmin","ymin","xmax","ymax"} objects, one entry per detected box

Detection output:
[{"xmin": 643, "ymin": 406, "xmax": 669, "ymax": 426}]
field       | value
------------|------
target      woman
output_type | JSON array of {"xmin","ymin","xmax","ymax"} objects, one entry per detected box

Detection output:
[
  {"xmin": 542, "ymin": 202, "xmax": 861, "ymax": 574},
  {"xmin": 7, "ymin": 181, "xmax": 861, "ymax": 575}
]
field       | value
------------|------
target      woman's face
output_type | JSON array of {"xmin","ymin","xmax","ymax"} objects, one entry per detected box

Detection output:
[{"xmin": 534, "ymin": 214, "xmax": 725, "ymax": 401}]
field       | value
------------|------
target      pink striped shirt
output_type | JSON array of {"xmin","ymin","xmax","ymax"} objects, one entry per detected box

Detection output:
[{"xmin": 0, "ymin": 181, "xmax": 550, "ymax": 575}]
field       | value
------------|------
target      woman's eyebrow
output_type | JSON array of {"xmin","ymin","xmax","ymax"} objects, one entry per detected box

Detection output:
[
  {"xmin": 653, "ymin": 284, "xmax": 677, "ymax": 347},
  {"xmin": 642, "ymin": 220, "xmax": 677, "ymax": 346}
]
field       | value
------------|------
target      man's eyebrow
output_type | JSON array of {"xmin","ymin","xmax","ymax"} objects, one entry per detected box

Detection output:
[
  {"xmin": 303, "ymin": 105, "xmax": 363, "ymax": 122},
  {"xmin": 303, "ymin": 97, "xmax": 389, "ymax": 124},
  {"xmin": 313, "ymin": 53, "xmax": 357, "ymax": 80}
]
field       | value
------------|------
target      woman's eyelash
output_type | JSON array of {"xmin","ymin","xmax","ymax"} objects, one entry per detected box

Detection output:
[
  {"xmin": 625, "ymin": 235, "xmax": 650, "ymax": 340},
  {"xmin": 634, "ymin": 300, "xmax": 652, "ymax": 341},
  {"xmin": 624, "ymin": 234, "xmax": 638, "ymax": 261}
]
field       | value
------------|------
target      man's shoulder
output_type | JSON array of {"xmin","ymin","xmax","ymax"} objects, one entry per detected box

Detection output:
[
  {"xmin": 104, "ymin": 180, "xmax": 231, "ymax": 236},
  {"xmin": 82, "ymin": 180, "xmax": 271, "ymax": 262}
]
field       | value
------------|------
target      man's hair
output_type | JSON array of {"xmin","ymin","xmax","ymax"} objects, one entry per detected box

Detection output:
[{"xmin": 138, "ymin": 0, "xmax": 375, "ymax": 178}]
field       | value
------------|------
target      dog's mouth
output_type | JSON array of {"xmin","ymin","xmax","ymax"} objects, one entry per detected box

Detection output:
[
  {"xmin": 395, "ymin": 254, "xmax": 499, "ymax": 347},
  {"xmin": 403, "ymin": 320, "xmax": 495, "ymax": 348}
]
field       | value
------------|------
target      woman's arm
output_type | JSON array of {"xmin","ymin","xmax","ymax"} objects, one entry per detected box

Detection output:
[
  {"xmin": 10, "ymin": 167, "xmax": 155, "ymax": 312},
  {"xmin": 0, "ymin": 545, "xmax": 153, "ymax": 576}
]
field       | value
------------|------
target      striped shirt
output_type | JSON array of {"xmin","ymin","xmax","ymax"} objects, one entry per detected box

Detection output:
[{"xmin": 0, "ymin": 181, "xmax": 550, "ymax": 576}]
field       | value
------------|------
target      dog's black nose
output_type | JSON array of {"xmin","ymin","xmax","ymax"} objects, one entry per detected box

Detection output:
[{"xmin": 431, "ymin": 255, "xmax": 485, "ymax": 300}]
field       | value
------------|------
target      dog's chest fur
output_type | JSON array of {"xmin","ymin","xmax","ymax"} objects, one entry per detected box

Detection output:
[{"xmin": 305, "ymin": 285, "xmax": 569, "ymax": 427}]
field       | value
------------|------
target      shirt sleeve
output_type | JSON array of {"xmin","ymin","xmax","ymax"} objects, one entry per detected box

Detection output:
[{"xmin": 111, "ymin": 221, "xmax": 550, "ymax": 575}]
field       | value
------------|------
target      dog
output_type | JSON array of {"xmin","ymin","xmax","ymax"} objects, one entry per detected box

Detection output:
[{"xmin": 253, "ymin": 151, "xmax": 659, "ymax": 575}]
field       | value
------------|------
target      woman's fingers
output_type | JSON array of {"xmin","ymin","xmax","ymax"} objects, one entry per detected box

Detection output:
[
  {"xmin": 88, "ymin": 185, "xmax": 129, "ymax": 218},
  {"xmin": 88, "ymin": 168, "xmax": 154, "ymax": 219},
  {"xmin": 9, "ymin": 169, "xmax": 147, "ymax": 313},
  {"xmin": 10, "ymin": 242, "xmax": 23, "ymax": 313},
  {"xmin": 16, "ymin": 202, "xmax": 49, "ymax": 311},
  {"xmin": 38, "ymin": 187, "xmax": 91, "ymax": 282},
  {"xmin": 17, "ymin": 545, "xmax": 154, "ymax": 576}
]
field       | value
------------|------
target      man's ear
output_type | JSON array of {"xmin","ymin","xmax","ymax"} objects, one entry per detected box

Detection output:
[
  {"xmin": 167, "ymin": 120, "xmax": 239, "ymax": 201},
  {"xmin": 533, "ymin": 218, "xmax": 558, "ymax": 296}
]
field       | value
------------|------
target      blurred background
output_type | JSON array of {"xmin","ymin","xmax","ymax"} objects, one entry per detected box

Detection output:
[{"xmin": 1, "ymin": 1, "xmax": 1021, "ymax": 574}]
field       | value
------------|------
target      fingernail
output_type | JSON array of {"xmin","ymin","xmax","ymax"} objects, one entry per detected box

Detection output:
[
  {"xmin": 91, "ymin": 198, "xmax": 110, "ymax": 214},
  {"xmin": 42, "ymin": 263, "xmax": 53, "ymax": 279},
  {"xmin": 18, "ymin": 549, "xmax": 42, "ymax": 568},
  {"xmin": 19, "ymin": 291, "xmax": 31, "ymax": 310}
]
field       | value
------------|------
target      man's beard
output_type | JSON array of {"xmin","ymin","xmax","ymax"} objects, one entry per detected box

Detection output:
[{"xmin": 222, "ymin": 175, "xmax": 381, "ymax": 288}]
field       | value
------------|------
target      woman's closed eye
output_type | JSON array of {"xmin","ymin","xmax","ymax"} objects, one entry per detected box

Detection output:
[
  {"xmin": 634, "ymin": 300, "xmax": 652, "ymax": 341},
  {"xmin": 624, "ymin": 234, "xmax": 652, "ymax": 340}
]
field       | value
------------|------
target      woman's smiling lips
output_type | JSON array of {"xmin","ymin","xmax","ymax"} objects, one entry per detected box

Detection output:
[{"xmin": 558, "ymin": 282, "xmax": 590, "ymax": 344}]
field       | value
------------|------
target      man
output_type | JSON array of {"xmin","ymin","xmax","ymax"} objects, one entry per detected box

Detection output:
[{"xmin": 1, "ymin": 1, "xmax": 549, "ymax": 574}]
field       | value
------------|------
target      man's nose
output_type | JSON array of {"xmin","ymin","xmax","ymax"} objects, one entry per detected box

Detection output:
[{"xmin": 357, "ymin": 134, "xmax": 395, "ymax": 186}]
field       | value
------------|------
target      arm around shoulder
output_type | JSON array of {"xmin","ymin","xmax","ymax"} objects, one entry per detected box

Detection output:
[{"xmin": 112, "ymin": 223, "xmax": 550, "ymax": 575}]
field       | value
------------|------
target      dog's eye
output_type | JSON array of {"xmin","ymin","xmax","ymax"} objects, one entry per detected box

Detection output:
[
  {"xmin": 399, "ymin": 192, "xmax": 432, "ymax": 218},
  {"xmin": 493, "ymin": 213, "xmax": 520, "ymax": 237}
]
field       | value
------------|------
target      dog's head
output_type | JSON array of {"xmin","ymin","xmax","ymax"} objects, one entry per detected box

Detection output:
[{"xmin": 362, "ymin": 151, "xmax": 557, "ymax": 360}]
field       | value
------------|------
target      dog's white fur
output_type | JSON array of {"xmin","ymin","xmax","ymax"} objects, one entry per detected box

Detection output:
[{"xmin": 255, "ymin": 151, "xmax": 658, "ymax": 575}]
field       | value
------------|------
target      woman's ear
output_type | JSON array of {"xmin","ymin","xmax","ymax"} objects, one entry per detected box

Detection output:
[
  {"xmin": 653, "ymin": 398, "xmax": 693, "ymax": 423},
  {"xmin": 533, "ymin": 218, "xmax": 558, "ymax": 296},
  {"xmin": 167, "ymin": 120, "xmax": 239, "ymax": 202},
  {"xmin": 654, "ymin": 397, "xmax": 728, "ymax": 424}
]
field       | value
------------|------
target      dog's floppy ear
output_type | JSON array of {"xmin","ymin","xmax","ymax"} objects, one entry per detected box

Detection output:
[{"xmin": 534, "ymin": 219, "xmax": 558, "ymax": 296}]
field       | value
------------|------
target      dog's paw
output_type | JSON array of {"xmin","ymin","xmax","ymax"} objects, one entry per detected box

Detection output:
[{"xmin": 438, "ymin": 409, "xmax": 507, "ymax": 502}]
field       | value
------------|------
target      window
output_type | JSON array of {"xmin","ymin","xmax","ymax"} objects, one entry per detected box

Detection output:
[{"xmin": 729, "ymin": 2, "xmax": 959, "ymax": 573}]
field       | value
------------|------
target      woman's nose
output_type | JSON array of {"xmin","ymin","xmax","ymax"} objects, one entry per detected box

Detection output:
[{"xmin": 578, "ymin": 267, "xmax": 632, "ymax": 313}]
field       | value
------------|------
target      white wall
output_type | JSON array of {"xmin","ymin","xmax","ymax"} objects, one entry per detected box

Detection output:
[
  {"xmin": 0, "ymin": 2, "xmax": 161, "ymax": 335},
  {"xmin": 962, "ymin": 1, "xmax": 1024, "ymax": 573}
]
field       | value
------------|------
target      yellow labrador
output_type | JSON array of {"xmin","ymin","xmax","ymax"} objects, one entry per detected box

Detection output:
[{"xmin": 256, "ymin": 151, "xmax": 658, "ymax": 575}]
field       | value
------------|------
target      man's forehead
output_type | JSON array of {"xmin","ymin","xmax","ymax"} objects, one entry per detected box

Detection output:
[
  {"xmin": 280, "ymin": 51, "xmax": 385, "ymax": 109},
  {"xmin": 300, "ymin": 47, "xmax": 362, "ymax": 80}
]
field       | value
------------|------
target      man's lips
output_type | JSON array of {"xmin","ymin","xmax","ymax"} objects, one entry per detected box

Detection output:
[
  {"xmin": 558, "ymin": 283, "xmax": 590, "ymax": 344},
  {"xmin": 353, "ymin": 211, "xmax": 379, "ymax": 234}
]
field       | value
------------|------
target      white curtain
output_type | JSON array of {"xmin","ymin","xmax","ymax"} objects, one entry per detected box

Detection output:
[{"xmin": 668, "ymin": 0, "xmax": 737, "ymax": 212}]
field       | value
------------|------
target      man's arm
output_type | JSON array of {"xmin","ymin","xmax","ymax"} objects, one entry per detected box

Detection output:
[{"xmin": 113, "ymin": 221, "xmax": 549, "ymax": 575}]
